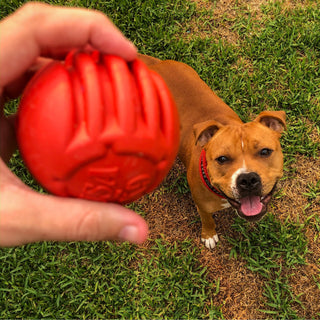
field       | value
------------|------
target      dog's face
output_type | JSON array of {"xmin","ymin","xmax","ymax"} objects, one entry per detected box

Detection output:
[{"xmin": 194, "ymin": 111, "xmax": 286, "ymax": 221}]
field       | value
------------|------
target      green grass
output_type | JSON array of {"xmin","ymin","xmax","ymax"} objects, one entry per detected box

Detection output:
[
  {"xmin": 1, "ymin": 0, "xmax": 320, "ymax": 318},
  {"xmin": 228, "ymin": 214, "xmax": 308, "ymax": 318},
  {"xmin": 304, "ymin": 180, "xmax": 320, "ymax": 202},
  {"xmin": 0, "ymin": 240, "xmax": 221, "ymax": 318},
  {"xmin": 229, "ymin": 215, "xmax": 308, "ymax": 274}
]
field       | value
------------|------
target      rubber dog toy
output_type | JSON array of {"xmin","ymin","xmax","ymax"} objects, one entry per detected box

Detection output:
[{"xmin": 16, "ymin": 50, "xmax": 179, "ymax": 204}]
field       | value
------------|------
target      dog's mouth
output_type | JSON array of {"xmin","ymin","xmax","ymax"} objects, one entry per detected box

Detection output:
[{"xmin": 223, "ymin": 184, "xmax": 277, "ymax": 222}]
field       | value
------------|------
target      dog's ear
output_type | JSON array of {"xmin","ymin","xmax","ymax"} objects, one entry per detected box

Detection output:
[
  {"xmin": 255, "ymin": 111, "xmax": 286, "ymax": 134},
  {"xmin": 193, "ymin": 120, "xmax": 222, "ymax": 147}
]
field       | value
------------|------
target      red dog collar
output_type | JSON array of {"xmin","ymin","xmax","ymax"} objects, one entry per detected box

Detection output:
[{"xmin": 199, "ymin": 149, "xmax": 226, "ymax": 199}]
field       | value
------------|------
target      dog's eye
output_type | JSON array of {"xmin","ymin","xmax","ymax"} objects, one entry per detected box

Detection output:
[
  {"xmin": 216, "ymin": 156, "xmax": 229, "ymax": 164},
  {"xmin": 260, "ymin": 148, "xmax": 273, "ymax": 157}
]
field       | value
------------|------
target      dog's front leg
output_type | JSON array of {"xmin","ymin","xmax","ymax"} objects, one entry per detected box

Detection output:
[{"xmin": 196, "ymin": 204, "xmax": 220, "ymax": 249}]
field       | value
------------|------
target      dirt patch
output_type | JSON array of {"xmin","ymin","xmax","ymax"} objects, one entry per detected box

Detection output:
[
  {"xmin": 134, "ymin": 159, "xmax": 199, "ymax": 244},
  {"xmin": 185, "ymin": 0, "xmax": 266, "ymax": 44},
  {"xmin": 272, "ymin": 155, "xmax": 320, "ymax": 318},
  {"xmin": 186, "ymin": 0, "xmax": 319, "ymax": 44},
  {"xmin": 274, "ymin": 156, "xmax": 320, "ymax": 223},
  {"xmin": 290, "ymin": 263, "xmax": 320, "ymax": 318}
]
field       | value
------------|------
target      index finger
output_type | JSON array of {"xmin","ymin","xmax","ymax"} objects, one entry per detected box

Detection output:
[{"xmin": 0, "ymin": 2, "xmax": 137, "ymax": 87}]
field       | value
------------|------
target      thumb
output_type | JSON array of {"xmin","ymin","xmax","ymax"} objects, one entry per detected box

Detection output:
[
  {"xmin": 31, "ymin": 194, "xmax": 149, "ymax": 244},
  {"xmin": 0, "ymin": 161, "xmax": 148, "ymax": 247}
]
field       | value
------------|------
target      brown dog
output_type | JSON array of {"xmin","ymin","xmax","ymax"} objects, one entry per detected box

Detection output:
[{"xmin": 140, "ymin": 55, "xmax": 286, "ymax": 249}]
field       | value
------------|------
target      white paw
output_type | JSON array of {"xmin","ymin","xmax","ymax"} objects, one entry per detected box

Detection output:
[{"xmin": 201, "ymin": 234, "xmax": 219, "ymax": 249}]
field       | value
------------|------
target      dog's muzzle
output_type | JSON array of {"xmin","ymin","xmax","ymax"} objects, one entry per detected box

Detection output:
[{"xmin": 227, "ymin": 181, "xmax": 278, "ymax": 222}]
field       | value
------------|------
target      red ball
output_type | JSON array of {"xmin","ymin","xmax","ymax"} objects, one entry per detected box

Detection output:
[{"xmin": 17, "ymin": 51, "xmax": 180, "ymax": 204}]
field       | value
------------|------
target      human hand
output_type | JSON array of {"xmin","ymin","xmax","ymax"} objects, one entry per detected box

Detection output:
[{"xmin": 0, "ymin": 2, "xmax": 148, "ymax": 247}]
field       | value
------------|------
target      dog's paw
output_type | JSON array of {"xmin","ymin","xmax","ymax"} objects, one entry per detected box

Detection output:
[{"xmin": 201, "ymin": 234, "xmax": 219, "ymax": 249}]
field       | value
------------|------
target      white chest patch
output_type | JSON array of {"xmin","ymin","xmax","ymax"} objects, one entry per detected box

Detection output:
[{"xmin": 221, "ymin": 199, "xmax": 231, "ymax": 209}]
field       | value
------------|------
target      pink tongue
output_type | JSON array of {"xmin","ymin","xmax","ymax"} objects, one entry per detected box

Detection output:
[{"xmin": 240, "ymin": 196, "xmax": 263, "ymax": 216}]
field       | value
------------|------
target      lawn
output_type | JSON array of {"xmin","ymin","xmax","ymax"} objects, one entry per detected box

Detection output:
[{"xmin": 1, "ymin": 0, "xmax": 320, "ymax": 318}]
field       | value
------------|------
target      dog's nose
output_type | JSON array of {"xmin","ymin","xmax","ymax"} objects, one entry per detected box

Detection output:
[{"xmin": 236, "ymin": 172, "xmax": 262, "ymax": 193}]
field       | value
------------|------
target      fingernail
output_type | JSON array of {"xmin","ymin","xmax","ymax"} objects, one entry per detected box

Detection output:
[{"xmin": 118, "ymin": 226, "xmax": 139, "ymax": 243}]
